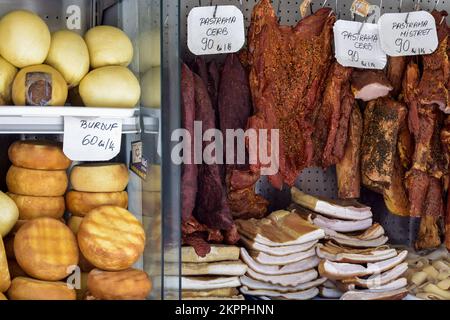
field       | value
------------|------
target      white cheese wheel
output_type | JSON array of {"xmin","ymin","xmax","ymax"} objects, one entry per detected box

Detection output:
[
  {"xmin": 141, "ymin": 66, "xmax": 161, "ymax": 109},
  {"xmin": 46, "ymin": 30, "xmax": 90, "ymax": 88},
  {"xmin": 0, "ymin": 57, "xmax": 17, "ymax": 105},
  {"xmin": 0, "ymin": 10, "xmax": 51, "ymax": 68},
  {"xmin": 85, "ymin": 26, "xmax": 133, "ymax": 69},
  {"xmin": 79, "ymin": 66, "xmax": 140, "ymax": 108},
  {"xmin": 70, "ymin": 163, "xmax": 129, "ymax": 193},
  {"xmin": 0, "ymin": 191, "xmax": 19, "ymax": 237},
  {"xmin": 12, "ymin": 64, "xmax": 68, "ymax": 106}
]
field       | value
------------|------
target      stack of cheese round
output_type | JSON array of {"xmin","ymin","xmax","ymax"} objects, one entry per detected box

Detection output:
[{"xmin": 6, "ymin": 140, "xmax": 71, "ymax": 221}]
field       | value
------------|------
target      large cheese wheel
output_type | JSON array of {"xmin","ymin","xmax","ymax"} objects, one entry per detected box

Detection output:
[
  {"xmin": 79, "ymin": 66, "xmax": 140, "ymax": 108},
  {"xmin": 78, "ymin": 206, "xmax": 145, "ymax": 271},
  {"xmin": 0, "ymin": 10, "xmax": 51, "ymax": 68},
  {"xmin": 66, "ymin": 191, "xmax": 128, "ymax": 217},
  {"xmin": 46, "ymin": 30, "xmax": 90, "ymax": 88},
  {"xmin": 8, "ymin": 140, "xmax": 71, "ymax": 170},
  {"xmin": 0, "ymin": 237, "xmax": 11, "ymax": 292},
  {"xmin": 0, "ymin": 57, "xmax": 17, "ymax": 105},
  {"xmin": 85, "ymin": 26, "xmax": 133, "ymax": 69},
  {"xmin": 141, "ymin": 66, "xmax": 161, "ymax": 109},
  {"xmin": 6, "ymin": 166, "xmax": 68, "ymax": 197},
  {"xmin": 0, "ymin": 191, "xmax": 19, "ymax": 237},
  {"xmin": 14, "ymin": 218, "xmax": 79, "ymax": 281},
  {"xmin": 7, "ymin": 193, "xmax": 65, "ymax": 220},
  {"xmin": 87, "ymin": 268, "xmax": 151, "ymax": 300},
  {"xmin": 12, "ymin": 64, "xmax": 68, "ymax": 106},
  {"xmin": 70, "ymin": 163, "xmax": 129, "ymax": 192},
  {"xmin": 7, "ymin": 277, "xmax": 76, "ymax": 300}
]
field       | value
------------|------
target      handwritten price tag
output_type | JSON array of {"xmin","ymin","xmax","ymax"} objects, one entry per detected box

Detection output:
[
  {"xmin": 378, "ymin": 11, "xmax": 438, "ymax": 56},
  {"xmin": 334, "ymin": 20, "xmax": 387, "ymax": 69},
  {"xmin": 187, "ymin": 5, "xmax": 245, "ymax": 56},
  {"xmin": 63, "ymin": 117, "xmax": 122, "ymax": 161}
]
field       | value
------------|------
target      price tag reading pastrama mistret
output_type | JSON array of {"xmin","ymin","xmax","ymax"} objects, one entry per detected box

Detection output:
[
  {"xmin": 334, "ymin": 20, "xmax": 387, "ymax": 69},
  {"xmin": 378, "ymin": 11, "xmax": 438, "ymax": 56},
  {"xmin": 63, "ymin": 117, "xmax": 122, "ymax": 161},
  {"xmin": 187, "ymin": 5, "xmax": 245, "ymax": 56}
]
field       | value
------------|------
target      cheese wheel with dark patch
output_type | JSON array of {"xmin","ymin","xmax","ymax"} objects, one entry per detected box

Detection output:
[
  {"xmin": 7, "ymin": 277, "xmax": 76, "ymax": 300},
  {"xmin": 70, "ymin": 163, "xmax": 128, "ymax": 193},
  {"xmin": 6, "ymin": 166, "xmax": 68, "ymax": 197},
  {"xmin": 78, "ymin": 206, "xmax": 145, "ymax": 271},
  {"xmin": 8, "ymin": 140, "xmax": 71, "ymax": 170},
  {"xmin": 8, "ymin": 193, "xmax": 65, "ymax": 220},
  {"xmin": 66, "ymin": 191, "xmax": 128, "ymax": 217}
]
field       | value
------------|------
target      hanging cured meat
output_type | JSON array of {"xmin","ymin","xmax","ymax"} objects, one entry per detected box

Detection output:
[
  {"xmin": 387, "ymin": 56, "xmax": 408, "ymax": 99},
  {"xmin": 247, "ymin": 0, "xmax": 335, "ymax": 189}
]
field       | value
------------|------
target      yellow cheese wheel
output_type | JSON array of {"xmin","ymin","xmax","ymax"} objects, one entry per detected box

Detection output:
[
  {"xmin": 6, "ymin": 166, "xmax": 68, "ymax": 197},
  {"xmin": 8, "ymin": 140, "xmax": 72, "ymax": 170},
  {"xmin": 79, "ymin": 66, "xmax": 140, "ymax": 108},
  {"xmin": 7, "ymin": 277, "xmax": 76, "ymax": 300},
  {"xmin": 46, "ymin": 30, "xmax": 90, "ymax": 88},
  {"xmin": 12, "ymin": 64, "xmax": 68, "ymax": 106},
  {"xmin": 141, "ymin": 66, "xmax": 161, "ymax": 109},
  {"xmin": 70, "ymin": 163, "xmax": 129, "ymax": 192},
  {"xmin": 66, "ymin": 191, "xmax": 128, "ymax": 217},
  {"xmin": 87, "ymin": 268, "xmax": 151, "ymax": 300},
  {"xmin": 67, "ymin": 215, "xmax": 83, "ymax": 235},
  {"xmin": 0, "ymin": 191, "xmax": 19, "ymax": 237},
  {"xmin": 7, "ymin": 193, "xmax": 65, "ymax": 220},
  {"xmin": 85, "ymin": 26, "xmax": 133, "ymax": 69},
  {"xmin": 78, "ymin": 206, "xmax": 145, "ymax": 271},
  {"xmin": 0, "ymin": 57, "xmax": 17, "ymax": 105},
  {"xmin": 14, "ymin": 218, "xmax": 79, "ymax": 281},
  {"xmin": 0, "ymin": 10, "xmax": 51, "ymax": 68},
  {"xmin": 0, "ymin": 237, "xmax": 11, "ymax": 292}
]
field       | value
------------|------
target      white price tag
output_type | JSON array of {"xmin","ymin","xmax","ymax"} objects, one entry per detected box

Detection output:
[
  {"xmin": 63, "ymin": 117, "xmax": 122, "ymax": 161},
  {"xmin": 334, "ymin": 20, "xmax": 387, "ymax": 69},
  {"xmin": 187, "ymin": 5, "xmax": 245, "ymax": 56},
  {"xmin": 378, "ymin": 11, "xmax": 438, "ymax": 56}
]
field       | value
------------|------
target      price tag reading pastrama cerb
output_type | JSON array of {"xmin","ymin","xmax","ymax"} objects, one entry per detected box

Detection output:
[
  {"xmin": 378, "ymin": 11, "xmax": 438, "ymax": 56},
  {"xmin": 187, "ymin": 5, "xmax": 245, "ymax": 56},
  {"xmin": 63, "ymin": 117, "xmax": 122, "ymax": 161},
  {"xmin": 334, "ymin": 20, "xmax": 387, "ymax": 69}
]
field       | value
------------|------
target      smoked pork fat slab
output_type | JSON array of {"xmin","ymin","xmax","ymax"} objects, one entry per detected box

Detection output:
[{"xmin": 247, "ymin": 0, "xmax": 335, "ymax": 189}]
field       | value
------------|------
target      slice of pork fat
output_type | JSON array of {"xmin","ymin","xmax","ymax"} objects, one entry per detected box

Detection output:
[
  {"xmin": 240, "ymin": 286, "xmax": 319, "ymax": 300},
  {"xmin": 340, "ymin": 288, "xmax": 408, "ymax": 300},
  {"xmin": 246, "ymin": 267, "xmax": 319, "ymax": 287},
  {"xmin": 240, "ymin": 236, "xmax": 318, "ymax": 256},
  {"xmin": 351, "ymin": 70, "xmax": 393, "ymax": 102},
  {"xmin": 240, "ymin": 275, "xmax": 327, "ymax": 292},
  {"xmin": 316, "ymin": 244, "xmax": 398, "ymax": 263},
  {"xmin": 240, "ymin": 247, "xmax": 320, "ymax": 275},
  {"xmin": 313, "ymin": 214, "xmax": 373, "ymax": 232}
]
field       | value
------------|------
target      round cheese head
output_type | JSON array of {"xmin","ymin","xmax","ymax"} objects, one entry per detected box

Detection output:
[
  {"xmin": 141, "ymin": 66, "xmax": 161, "ymax": 109},
  {"xmin": 0, "ymin": 10, "xmax": 51, "ymax": 68},
  {"xmin": 85, "ymin": 26, "xmax": 133, "ymax": 69},
  {"xmin": 70, "ymin": 163, "xmax": 129, "ymax": 193},
  {"xmin": 0, "ymin": 57, "xmax": 17, "ymax": 105},
  {"xmin": 12, "ymin": 64, "xmax": 68, "ymax": 106},
  {"xmin": 7, "ymin": 193, "xmax": 65, "ymax": 220},
  {"xmin": 79, "ymin": 66, "xmax": 140, "ymax": 108},
  {"xmin": 7, "ymin": 277, "xmax": 76, "ymax": 300},
  {"xmin": 78, "ymin": 206, "xmax": 145, "ymax": 271},
  {"xmin": 46, "ymin": 30, "xmax": 90, "ymax": 88},
  {"xmin": 0, "ymin": 191, "xmax": 19, "ymax": 237},
  {"xmin": 6, "ymin": 166, "xmax": 68, "ymax": 197},
  {"xmin": 14, "ymin": 218, "xmax": 79, "ymax": 281},
  {"xmin": 8, "ymin": 140, "xmax": 71, "ymax": 170},
  {"xmin": 66, "ymin": 191, "xmax": 128, "ymax": 217}
]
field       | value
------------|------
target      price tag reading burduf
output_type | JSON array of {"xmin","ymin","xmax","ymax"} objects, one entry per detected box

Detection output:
[
  {"xmin": 63, "ymin": 117, "xmax": 122, "ymax": 161},
  {"xmin": 378, "ymin": 11, "xmax": 438, "ymax": 56},
  {"xmin": 187, "ymin": 5, "xmax": 245, "ymax": 56},
  {"xmin": 334, "ymin": 20, "xmax": 387, "ymax": 69}
]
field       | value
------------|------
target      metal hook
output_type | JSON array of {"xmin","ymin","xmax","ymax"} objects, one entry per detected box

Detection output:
[
  {"xmin": 213, "ymin": 4, "xmax": 218, "ymax": 18},
  {"xmin": 357, "ymin": 17, "xmax": 367, "ymax": 34},
  {"xmin": 433, "ymin": 0, "xmax": 440, "ymax": 11},
  {"xmin": 322, "ymin": 0, "xmax": 328, "ymax": 7}
]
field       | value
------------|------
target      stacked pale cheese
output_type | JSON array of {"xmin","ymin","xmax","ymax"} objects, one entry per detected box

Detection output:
[
  {"xmin": 236, "ymin": 210, "xmax": 327, "ymax": 300},
  {"xmin": 182, "ymin": 246, "xmax": 247, "ymax": 300},
  {"xmin": 291, "ymin": 188, "xmax": 409, "ymax": 300}
]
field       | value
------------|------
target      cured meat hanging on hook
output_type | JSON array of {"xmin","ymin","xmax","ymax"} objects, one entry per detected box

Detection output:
[{"xmin": 247, "ymin": 0, "xmax": 335, "ymax": 189}]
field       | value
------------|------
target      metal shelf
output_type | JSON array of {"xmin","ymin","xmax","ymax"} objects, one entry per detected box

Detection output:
[{"xmin": 0, "ymin": 106, "xmax": 141, "ymax": 134}]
